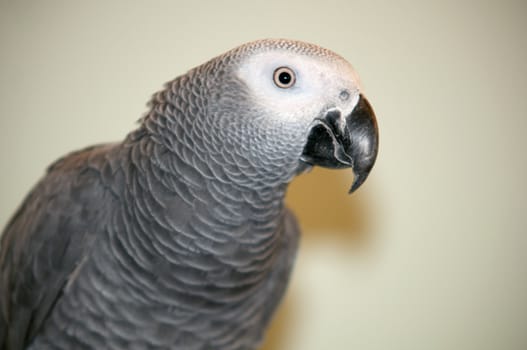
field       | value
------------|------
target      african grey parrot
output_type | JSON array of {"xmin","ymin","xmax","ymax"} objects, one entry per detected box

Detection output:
[{"xmin": 0, "ymin": 39, "xmax": 378, "ymax": 349}]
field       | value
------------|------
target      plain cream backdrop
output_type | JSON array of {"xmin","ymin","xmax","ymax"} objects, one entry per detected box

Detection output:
[{"xmin": 1, "ymin": 1, "xmax": 526, "ymax": 349}]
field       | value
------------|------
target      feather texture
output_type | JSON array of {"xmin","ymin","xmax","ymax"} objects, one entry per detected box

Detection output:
[{"xmin": 0, "ymin": 38, "xmax": 375, "ymax": 349}]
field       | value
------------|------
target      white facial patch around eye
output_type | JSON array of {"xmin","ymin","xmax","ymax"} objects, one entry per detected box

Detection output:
[{"xmin": 235, "ymin": 50, "xmax": 362, "ymax": 123}]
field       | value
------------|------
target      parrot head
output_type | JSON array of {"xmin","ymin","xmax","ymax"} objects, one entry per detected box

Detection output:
[
  {"xmin": 230, "ymin": 39, "xmax": 378, "ymax": 193},
  {"xmin": 158, "ymin": 39, "xmax": 378, "ymax": 193}
]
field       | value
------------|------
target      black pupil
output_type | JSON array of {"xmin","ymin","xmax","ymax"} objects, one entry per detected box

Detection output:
[{"xmin": 278, "ymin": 71, "xmax": 291, "ymax": 85}]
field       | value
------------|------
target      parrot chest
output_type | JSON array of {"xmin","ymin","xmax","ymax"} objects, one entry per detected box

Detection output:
[{"xmin": 30, "ymin": 205, "xmax": 298, "ymax": 350}]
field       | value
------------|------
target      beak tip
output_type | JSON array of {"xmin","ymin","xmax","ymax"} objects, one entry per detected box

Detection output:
[{"xmin": 348, "ymin": 172, "xmax": 366, "ymax": 194}]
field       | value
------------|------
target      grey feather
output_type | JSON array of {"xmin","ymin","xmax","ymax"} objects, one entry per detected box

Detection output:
[{"xmin": 0, "ymin": 39, "xmax": 378, "ymax": 350}]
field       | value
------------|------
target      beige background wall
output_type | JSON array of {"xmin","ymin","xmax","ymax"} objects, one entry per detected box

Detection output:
[{"xmin": 1, "ymin": 1, "xmax": 526, "ymax": 349}]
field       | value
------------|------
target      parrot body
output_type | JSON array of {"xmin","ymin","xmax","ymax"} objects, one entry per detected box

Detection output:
[{"xmin": 0, "ymin": 39, "xmax": 378, "ymax": 349}]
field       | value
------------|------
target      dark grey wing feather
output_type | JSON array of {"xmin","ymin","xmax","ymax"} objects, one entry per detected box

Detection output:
[{"xmin": 0, "ymin": 144, "xmax": 120, "ymax": 350}]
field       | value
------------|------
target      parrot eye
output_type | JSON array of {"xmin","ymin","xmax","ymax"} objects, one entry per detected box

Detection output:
[{"xmin": 273, "ymin": 67, "xmax": 296, "ymax": 89}]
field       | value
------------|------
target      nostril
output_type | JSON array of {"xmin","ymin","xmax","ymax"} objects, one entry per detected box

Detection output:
[{"xmin": 339, "ymin": 89, "xmax": 350, "ymax": 101}]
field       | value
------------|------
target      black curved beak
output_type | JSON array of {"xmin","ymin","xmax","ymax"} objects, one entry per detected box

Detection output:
[{"xmin": 300, "ymin": 94, "xmax": 379, "ymax": 193}]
